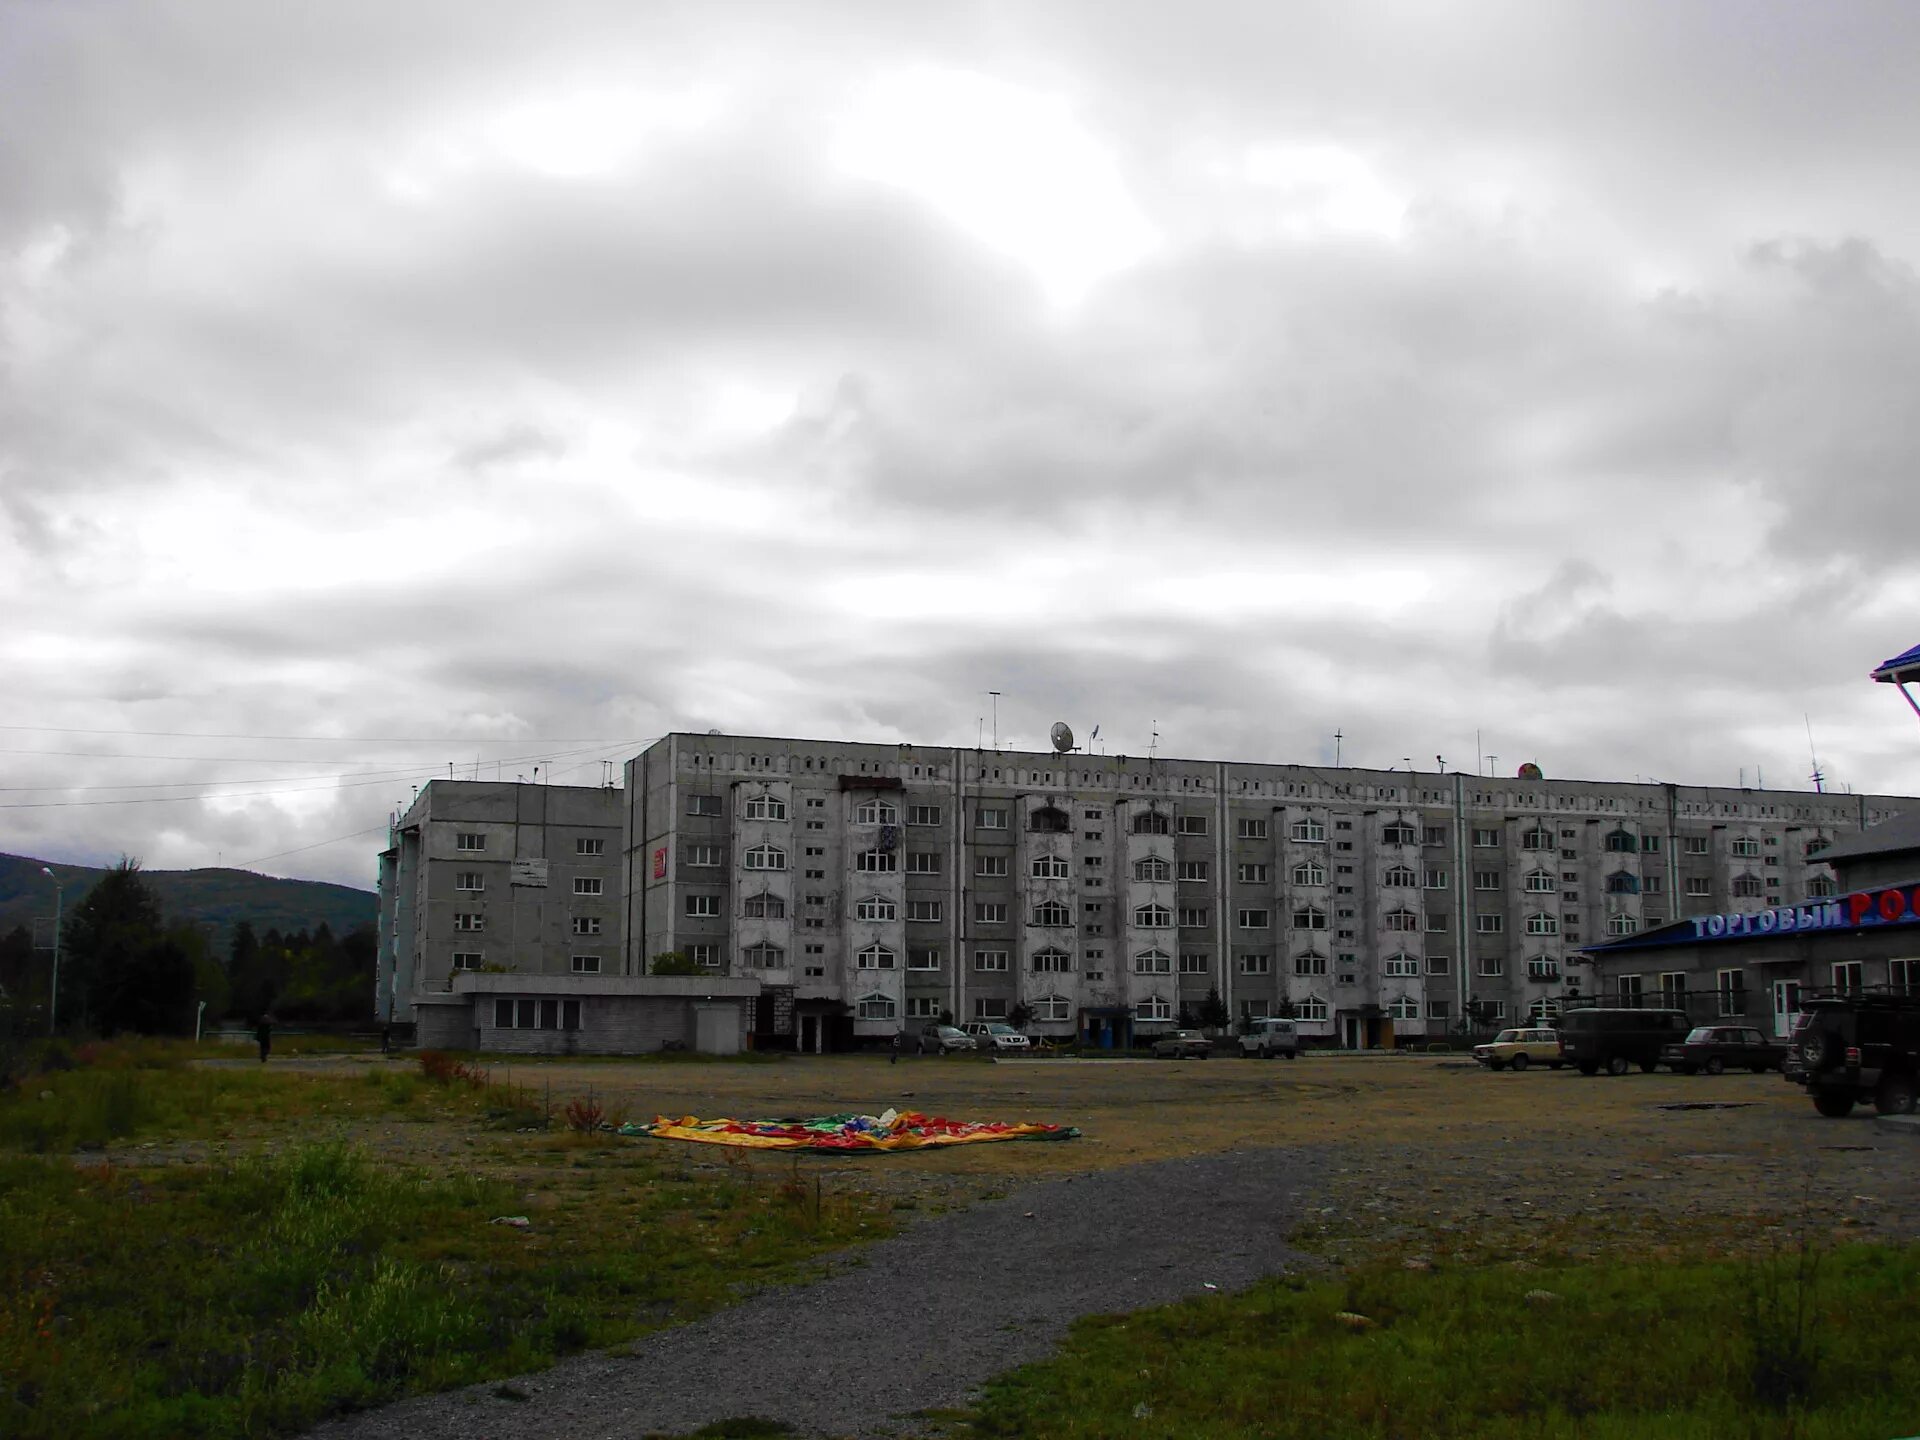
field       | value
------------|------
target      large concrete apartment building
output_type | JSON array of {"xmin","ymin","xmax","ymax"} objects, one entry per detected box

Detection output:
[{"xmin": 376, "ymin": 732, "xmax": 1913, "ymax": 1054}]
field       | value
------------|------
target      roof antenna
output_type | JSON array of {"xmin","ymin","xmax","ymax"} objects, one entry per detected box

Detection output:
[
  {"xmin": 1334, "ymin": 728, "xmax": 1343, "ymax": 767},
  {"xmin": 1806, "ymin": 715, "xmax": 1825, "ymax": 793}
]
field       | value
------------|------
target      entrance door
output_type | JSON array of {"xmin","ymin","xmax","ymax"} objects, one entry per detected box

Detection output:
[
  {"xmin": 1771, "ymin": 980, "xmax": 1802, "ymax": 1039},
  {"xmin": 1340, "ymin": 1015, "xmax": 1360, "ymax": 1050},
  {"xmin": 799, "ymin": 1014, "xmax": 819, "ymax": 1054}
]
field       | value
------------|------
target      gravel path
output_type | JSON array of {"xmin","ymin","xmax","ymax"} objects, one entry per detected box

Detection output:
[{"xmin": 307, "ymin": 1144, "xmax": 1315, "ymax": 1440}]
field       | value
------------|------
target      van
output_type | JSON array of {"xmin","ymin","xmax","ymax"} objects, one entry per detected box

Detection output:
[
  {"xmin": 1239, "ymin": 1017, "xmax": 1299, "ymax": 1059},
  {"xmin": 1556, "ymin": 1007, "xmax": 1690, "ymax": 1075}
]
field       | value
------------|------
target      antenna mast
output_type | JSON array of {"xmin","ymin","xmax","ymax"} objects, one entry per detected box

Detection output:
[{"xmin": 1806, "ymin": 715, "xmax": 1825, "ymax": 794}]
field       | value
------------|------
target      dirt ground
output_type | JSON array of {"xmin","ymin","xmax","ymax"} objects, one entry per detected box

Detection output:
[{"xmin": 204, "ymin": 1049, "xmax": 1920, "ymax": 1265}]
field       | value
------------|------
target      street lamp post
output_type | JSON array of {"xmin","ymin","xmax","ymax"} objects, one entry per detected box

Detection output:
[{"xmin": 41, "ymin": 867, "xmax": 62, "ymax": 1035}]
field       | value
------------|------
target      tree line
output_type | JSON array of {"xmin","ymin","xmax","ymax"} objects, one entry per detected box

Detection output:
[{"xmin": 0, "ymin": 859, "xmax": 375, "ymax": 1036}]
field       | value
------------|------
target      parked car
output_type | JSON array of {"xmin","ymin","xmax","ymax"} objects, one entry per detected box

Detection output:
[
  {"xmin": 917, "ymin": 1023, "xmax": 975, "ymax": 1055},
  {"xmin": 1555, "ymin": 1007, "xmax": 1691, "ymax": 1076},
  {"xmin": 1151, "ymin": 1029, "xmax": 1213, "ymax": 1059},
  {"xmin": 1239, "ymin": 1017, "xmax": 1300, "ymax": 1059},
  {"xmin": 962, "ymin": 1022, "xmax": 1032, "ymax": 1053},
  {"xmin": 1786, "ymin": 992, "xmax": 1920, "ymax": 1117},
  {"xmin": 1660, "ymin": 1025, "xmax": 1784, "ymax": 1075},
  {"xmin": 1471, "ymin": 1027, "xmax": 1565, "ymax": 1072}
]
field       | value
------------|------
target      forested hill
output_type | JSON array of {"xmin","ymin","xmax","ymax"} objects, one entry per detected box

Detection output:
[{"xmin": 0, "ymin": 853, "xmax": 376, "ymax": 951}]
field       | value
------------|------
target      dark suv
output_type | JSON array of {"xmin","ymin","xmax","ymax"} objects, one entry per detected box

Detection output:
[
  {"xmin": 1556, "ymin": 1006, "xmax": 1691, "ymax": 1076},
  {"xmin": 1786, "ymin": 991, "xmax": 1920, "ymax": 1118}
]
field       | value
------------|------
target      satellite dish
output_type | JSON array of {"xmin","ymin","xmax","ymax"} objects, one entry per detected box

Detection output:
[{"xmin": 1050, "ymin": 721, "xmax": 1075, "ymax": 753}]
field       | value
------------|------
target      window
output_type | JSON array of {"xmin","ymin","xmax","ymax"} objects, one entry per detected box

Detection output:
[
  {"xmin": 1642, "ymin": 874, "xmax": 1665, "ymax": 895},
  {"xmin": 1832, "ymin": 961, "xmax": 1863, "ymax": 995},
  {"xmin": 1177, "ymin": 861, "xmax": 1210, "ymax": 883},
  {"xmin": 1684, "ymin": 836, "xmax": 1710, "ymax": 855},
  {"xmin": 1386, "ymin": 996, "xmax": 1421, "ymax": 1021},
  {"xmin": 1384, "ymin": 953, "xmax": 1420, "ymax": 977},
  {"xmin": 908, "ymin": 947, "xmax": 941, "ymax": 971},
  {"xmin": 1731, "ymin": 875, "xmax": 1764, "ymax": 898},
  {"xmin": 1237, "ymin": 817, "xmax": 1268, "ymax": 840},
  {"xmin": 1179, "ymin": 952, "xmax": 1209, "ymax": 974},
  {"xmin": 1604, "ymin": 829, "xmax": 1638, "ymax": 853},
  {"xmin": 1522, "ymin": 913, "xmax": 1556, "ymax": 935},
  {"xmin": 1618, "ymin": 973, "xmax": 1644, "ymax": 1005},
  {"xmin": 905, "ymin": 997, "xmax": 940, "ymax": 1019},
  {"xmin": 1478, "ymin": 955, "xmax": 1504, "ymax": 977},
  {"xmin": 977, "ymin": 807, "xmax": 1008, "ymax": 829},
  {"xmin": 1526, "ymin": 957, "xmax": 1560, "ymax": 982},
  {"xmin": 1716, "ymin": 968, "xmax": 1746, "ymax": 1016},
  {"xmin": 687, "ymin": 844, "xmax": 723, "ymax": 868},
  {"xmin": 1295, "ymin": 997, "xmax": 1329, "ymax": 1022},
  {"xmin": 455, "ymin": 832, "xmax": 485, "ymax": 852},
  {"xmin": 741, "ymin": 943, "xmax": 785, "ymax": 968},
  {"xmin": 574, "ymin": 876, "xmax": 603, "ymax": 896},
  {"xmin": 855, "ymin": 848, "xmax": 897, "ymax": 873},
  {"xmin": 576, "ymin": 837, "xmax": 604, "ymax": 856},
  {"xmin": 1174, "ymin": 906, "xmax": 1205, "ymax": 928},
  {"xmin": 1238, "ymin": 908, "xmax": 1271, "ymax": 929},
  {"xmin": 1024, "ymin": 946, "xmax": 1070, "ymax": 973},
  {"xmin": 1290, "ymin": 861, "xmax": 1324, "ymax": 887},
  {"xmin": 1684, "ymin": 877, "xmax": 1712, "ymax": 897},
  {"xmin": 1031, "ymin": 994, "xmax": 1072, "ymax": 1022},
  {"xmin": 1891, "ymin": 959, "xmax": 1919, "ymax": 996},
  {"xmin": 1178, "ymin": 815, "xmax": 1209, "ymax": 835},
  {"xmin": 908, "ymin": 804, "xmax": 941, "ymax": 826},
  {"xmin": 1423, "ymin": 867, "xmax": 1448, "ymax": 890},
  {"xmin": 1422, "ymin": 826, "xmax": 1447, "ymax": 847},
  {"xmin": 1427, "ymin": 1000, "xmax": 1452, "ymax": 1022},
  {"xmin": 973, "ymin": 997, "xmax": 1009, "ymax": 1020},
  {"xmin": 1133, "ymin": 856, "xmax": 1171, "ymax": 882},
  {"xmin": 1383, "ymin": 865, "xmax": 1418, "ymax": 888},
  {"xmin": 976, "ymin": 854, "xmax": 1009, "ymax": 877},
  {"xmin": 1807, "ymin": 876, "xmax": 1836, "ymax": 898},
  {"xmin": 1032, "ymin": 900, "xmax": 1072, "ymax": 927},
  {"xmin": 1239, "ymin": 952, "xmax": 1272, "ymax": 975},
  {"xmin": 975, "ymin": 903, "xmax": 1009, "ymax": 925},
  {"xmin": 685, "ymin": 895, "xmax": 720, "ymax": 918},
  {"xmin": 493, "ymin": 997, "xmax": 582, "ymax": 1031},
  {"xmin": 743, "ymin": 795, "xmax": 787, "ymax": 821},
  {"xmin": 1519, "ymin": 869, "xmax": 1552, "ymax": 894},
  {"xmin": 685, "ymin": 795, "xmax": 722, "ymax": 817},
  {"xmin": 854, "ymin": 799, "xmax": 898, "ymax": 825},
  {"xmin": 906, "ymin": 899, "xmax": 942, "ymax": 923},
  {"xmin": 1472, "ymin": 828, "xmax": 1500, "ymax": 848},
  {"xmin": 974, "ymin": 948, "xmax": 1009, "ymax": 971},
  {"xmin": 1473, "ymin": 870, "xmax": 1501, "ymax": 891},
  {"xmin": 572, "ymin": 916, "xmax": 601, "ymax": 936},
  {"xmin": 1476, "ymin": 913, "xmax": 1505, "ymax": 934},
  {"xmin": 452, "ymin": 951, "xmax": 483, "ymax": 970},
  {"xmin": 1606, "ymin": 915, "xmax": 1639, "ymax": 936},
  {"xmin": 1293, "ymin": 951, "xmax": 1328, "ymax": 976},
  {"xmin": 1385, "ymin": 909, "xmax": 1419, "ymax": 932},
  {"xmin": 857, "ymin": 994, "xmax": 897, "ymax": 1020},
  {"xmin": 1603, "ymin": 872, "xmax": 1638, "ymax": 895},
  {"xmin": 1426, "ymin": 954, "xmax": 1450, "ymax": 976},
  {"xmin": 1025, "ymin": 854, "xmax": 1067, "ymax": 881},
  {"xmin": 1660, "ymin": 972, "xmax": 1688, "ymax": 1006},
  {"xmin": 1381, "ymin": 822, "xmax": 1418, "ymax": 846},
  {"xmin": 1134, "ymin": 811, "xmax": 1171, "ymax": 835},
  {"xmin": 1133, "ymin": 903, "xmax": 1173, "ymax": 929},
  {"xmin": 1240, "ymin": 863, "xmax": 1273, "ymax": 884},
  {"xmin": 453, "ymin": 912, "xmax": 484, "ymax": 932},
  {"xmin": 856, "ymin": 944, "xmax": 896, "ymax": 970},
  {"xmin": 906, "ymin": 851, "xmax": 942, "ymax": 875},
  {"xmin": 1426, "ymin": 912, "xmax": 1448, "ymax": 932},
  {"xmin": 743, "ymin": 893, "xmax": 786, "ymax": 919},
  {"xmin": 854, "ymin": 895, "xmax": 896, "ymax": 922},
  {"xmin": 1136, "ymin": 996, "xmax": 1174, "ymax": 1022},
  {"xmin": 1027, "ymin": 806, "xmax": 1070, "ymax": 834},
  {"xmin": 1731, "ymin": 837, "xmax": 1761, "ymax": 857},
  {"xmin": 1291, "ymin": 905, "xmax": 1328, "ymax": 930},
  {"xmin": 1290, "ymin": 819, "xmax": 1326, "ymax": 843},
  {"xmin": 1521, "ymin": 826, "xmax": 1553, "ymax": 850},
  {"xmin": 455, "ymin": 871, "xmax": 484, "ymax": 892}
]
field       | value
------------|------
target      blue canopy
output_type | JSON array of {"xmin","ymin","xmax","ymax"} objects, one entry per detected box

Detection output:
[{"xmin": 1871, "ymin": 640, "xmax": 1920, "ymax": 684}]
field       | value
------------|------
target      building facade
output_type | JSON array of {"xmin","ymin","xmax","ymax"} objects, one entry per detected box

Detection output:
[{"xmin": 622, "ymin": 733, "xmax": 1913, "ymax": 1050}]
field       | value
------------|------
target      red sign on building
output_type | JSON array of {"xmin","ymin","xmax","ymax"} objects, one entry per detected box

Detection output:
[{"xmin": 653, "ymin": 846, "xmax": 667, "ymax": 880}]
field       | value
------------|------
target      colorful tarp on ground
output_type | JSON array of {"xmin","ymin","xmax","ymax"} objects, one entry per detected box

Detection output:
[{"xmin": 620, "ymin": 1107, "xmax": 1080, "ymax": 1151}]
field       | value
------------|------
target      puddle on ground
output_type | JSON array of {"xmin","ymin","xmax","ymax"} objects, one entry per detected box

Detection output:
[{"xmin": 1655, "ymin": 1102, "xmax": 1756, "ymax": 1112}]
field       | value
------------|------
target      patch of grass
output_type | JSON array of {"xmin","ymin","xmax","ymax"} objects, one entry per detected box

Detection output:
[
  {"xmin": 964, "ymin": 1245, "xmax": 1920, "ymax": 1439},
  {"xmin": 0, "ymin": 1117, "xmax": 887, "ymax": 1440}
]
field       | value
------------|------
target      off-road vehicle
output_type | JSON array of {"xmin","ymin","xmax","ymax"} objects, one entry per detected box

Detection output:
[{"xmin": 1786, "ymin": 989, "xmax": 1920, "ymax": 1118}]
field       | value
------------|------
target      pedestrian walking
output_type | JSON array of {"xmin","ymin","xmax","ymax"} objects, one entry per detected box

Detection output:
[
  {"xmin": 889, "ymin": 1031, "xmax": 900, "ymax": 1065},
  {"xmin": 255, "ymin": 1012, "xmax": 274, "ymax": 1063}
]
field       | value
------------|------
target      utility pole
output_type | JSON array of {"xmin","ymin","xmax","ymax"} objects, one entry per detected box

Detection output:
[{"xmin": 41, "ymin": 867, "xmax": 62, "ymax": 1034}]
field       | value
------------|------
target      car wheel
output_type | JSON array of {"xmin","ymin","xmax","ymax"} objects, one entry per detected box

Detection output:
[
  {"xmin": 1488, "ymin": 1059, "xmax": 1505, "ymax": 1072},
  {"xmin": 1509, "ymin": 1054, "xmax": 1529, "ymax": 1072},
  {"xmin": 1283, "ymin": 1050, "xmax": 1296, "ymax": 1060},
  {"xmin": 1607, "ymin": 1056, "xmax": 1631, "ymax": 1077},
  {"xmin": 1578, "ymin": 1062, "xmax": 1599, "ymax": 1076},
  {"xmin": 1800, "ymin": 1032, "xmax": 1833, "ymax": 1069},
  {"xmin": 1875, "ymin": 1072, "xmax": 1917, "ymax": 1116},
  {"xmin": 1813, "ymin": 1091, "xmax": 1856, "ymax": 1119},
  {"xmin": 1705, "ymin": 1057, "xmax": 1724, "ymax": 1076}
]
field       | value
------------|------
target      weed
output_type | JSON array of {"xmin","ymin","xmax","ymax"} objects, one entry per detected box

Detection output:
[
  {"xmin": 565, "ymin": 1095, "xmax": 606, "ymax": 1132},
  {"xmin": 1742, "ymin": 1224, "xmax": 1825, "ymax": 1411}
]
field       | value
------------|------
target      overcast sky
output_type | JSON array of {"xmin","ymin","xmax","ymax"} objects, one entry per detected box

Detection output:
[{"xmin": 6, "ymin": 0, "xmax": 1920, "ymax": 892}]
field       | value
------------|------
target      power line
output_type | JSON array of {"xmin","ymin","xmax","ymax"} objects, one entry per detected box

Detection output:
[
  {"xmin": 236, "ymin": 825, "xmax": 395, "ymax": 870},
  {"xmin": 0, "ymin": 724, "xmax": 649, "ymax": 742}
]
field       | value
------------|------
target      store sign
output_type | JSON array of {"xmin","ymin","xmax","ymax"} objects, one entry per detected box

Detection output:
[
  {"xmin": 1684, "ymin": 884, "xmax": 1920, "ymax": 943},
  {"xmin": 653, "ymin": 846, "xmax": 668, "ymax": 880}
]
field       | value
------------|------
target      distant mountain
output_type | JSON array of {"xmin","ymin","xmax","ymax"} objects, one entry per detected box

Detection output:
[{"xmin": 0, "ymin": 853, "xmax": 377, "ymax": 953}]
